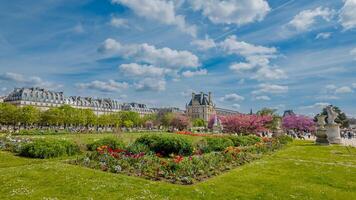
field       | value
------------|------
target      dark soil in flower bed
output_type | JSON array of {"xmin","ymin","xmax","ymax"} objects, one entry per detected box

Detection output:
[{"xmin": 70, "ymin": 135, "xmax": 292, "ymax": 185}]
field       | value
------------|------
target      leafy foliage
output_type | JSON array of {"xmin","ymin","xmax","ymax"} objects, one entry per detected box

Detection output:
[
  {"xmin": 135, "ymin": 134, "xmax": 193, "ymax": 156},
  {"xmin": 192, "ymin": 118, "xmax": 206, "ymax": 127},
  {"xmin": 19, "ymin": 139, "xmax": 79, "ymax": 158},
  {"xmin": 228, "ymin": 135, "xmax": 262, "ymax": 147},
  {"xmin": 257, "ymin": 108, "xmax": 281, "ymax": 131},
  {"xmin": 206, "ymin": 137, "xmax": 234, "ymax": 151}
]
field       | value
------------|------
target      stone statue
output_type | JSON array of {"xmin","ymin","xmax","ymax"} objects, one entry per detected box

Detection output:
[
  {"xmin": 315, "ymin": 114, "xmax": 329, "ymax": 145},
  {"xmin": 324, "ymin": 106, "xmax": 341, "ymax": 144},
  {"xmin": 326, "ymin": 106, "xmax": 338, "ymax": 125},
  {"xmin": 212, "ymin": 115, "xmax": 223, "ymax": 133},
  {"xmin": 316, "ymin": 114, "xmax": 327, "ymax": 128}
]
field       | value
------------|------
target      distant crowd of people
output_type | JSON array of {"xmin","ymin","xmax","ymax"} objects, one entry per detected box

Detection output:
[
  {"xmin": 286, "ymin": 130, "xmax": 312, "ymax": 140},
  {"xmin": 284, "ymin": 129, "xmax": 356, "ymax": 140},
  {"xmin": 341, "ymin": 130, "xmax": 355, "ymax": 139}
]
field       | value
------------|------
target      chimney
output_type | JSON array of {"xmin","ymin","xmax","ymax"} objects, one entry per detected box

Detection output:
[
  {"xmin": 200, "ymin": 92, "xmax": 203, "ymax": 104},
  {"xmin": 192, "ymin": 92, "xmax": 195, "ymax": 101},
  {"xmin": 208, "ymin": 92, "xmax": 211, "ymax": 104}
]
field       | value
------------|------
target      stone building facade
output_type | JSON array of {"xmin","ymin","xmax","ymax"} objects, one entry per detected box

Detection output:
[
  {"xmin": 3, "ymin": 87, "xmax": 65, "ymax": 111},
  {"xmin": 122, "ymin": 102, "xmax": 154, "ymax": 117},
  {"xmin": 186, "ymin": 92, "xmax": 240, "ymax": 122},
  {"xmin": 186, "ymin": 92, "xmax": 216, "ymax": 122},
  {"xmin": 65, "ymin": 96, "xmax": 122, "ymax": 115},
  {"xmin": 3, "ymin": 87, "xmax": 153, "ymax": 116}
]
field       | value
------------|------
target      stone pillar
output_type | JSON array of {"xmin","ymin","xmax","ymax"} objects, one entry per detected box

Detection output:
[{"xmin": 325, "ymin": 124, "xmax": 341, "ymax": 144}]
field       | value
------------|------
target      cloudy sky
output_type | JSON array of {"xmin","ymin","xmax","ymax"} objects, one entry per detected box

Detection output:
[{"xmin": 0, "ymin": 0, "xmax": 355, "ymax": 116}]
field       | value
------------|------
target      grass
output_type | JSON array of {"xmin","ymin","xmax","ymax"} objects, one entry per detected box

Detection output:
[
  {"xmin": 0, "ymin": 138, "xmax": 355, "ymax": 199},
  {"xmin": 7, "ymin": 132, "xmax": 205, "ymax": 150}
]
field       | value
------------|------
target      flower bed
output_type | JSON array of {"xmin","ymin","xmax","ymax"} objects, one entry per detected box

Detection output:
[{"xmin": 71, "ymin": 135, "xmax": 292, "ymax": 185}]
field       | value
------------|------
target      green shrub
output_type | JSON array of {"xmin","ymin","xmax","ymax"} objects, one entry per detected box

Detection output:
[
  {"xmin": 228, "ymin": 135, "xmax": 261, "ymax": 147},
  {"xmin": 195, "ymin": 139, "xmax": 211, "ymax": 153},
  {"xmin": 87, "ymin": 137, "xmax": 125, "ymax": 151},
  {"xmin": 135, "ymin": 134, "xmax": 193, "ymax": 156},
  {"xmin": 126, "ymin": 143, "xmax": 151, "ymax": 154},
  {"xmin": 19, "ymin": 139, "xmax": 80, "ymax": 158},
  {"xmin": 206, "ymin": 137, "xmax": 234, "ymax": 151},
  {"xmin": 276, "ymin": 135, "xmax": 293, "ymax": 144}
]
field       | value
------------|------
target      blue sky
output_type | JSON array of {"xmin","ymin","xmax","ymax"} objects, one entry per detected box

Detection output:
[{"xmin": 0, "ymin": 0, "xmax": 355, "ymax": 117}]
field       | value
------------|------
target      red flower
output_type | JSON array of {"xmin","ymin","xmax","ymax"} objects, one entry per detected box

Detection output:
[{"xmin": 173, "ymin": 155, "xmax": 184, "ymax": 163}]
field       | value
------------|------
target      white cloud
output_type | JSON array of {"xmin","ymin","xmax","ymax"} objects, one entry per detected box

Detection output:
[
  {"xmin": 300, "ymin": 102, "xmax": 330, "ymax": 110},
  {"xmin": 98, "ymin": 38, "xmax": 121, "ymax": 52},
  {"xmin": 191, "ymin": 36, "xmax": 216, "ymax": 51},
  {"xmin": 325, "ymin": 84, "xmax": 354, "ymax": 94},
  {"xmin": 252, "ymin": 83, "xmax": 288, "ymax": 95},
  {"xmin": 190, "ymin": 0, "xmax": 270, "ymax": 26},
  {"xmin": 220, "ymin": 93, "xmax": 245, "ymax": 102},
  {"xmin": 288, "ymin": 7, "xmax": 335, "ymax": 32},
  {"xmin": 325, "ymin": 84, "xmax": 337, "ymax": 90},
  {"xmin": 0, "ymin": 72, "xmax": 62, "ymax": 90},
  {"xmin": 182, "ymin": 69, "xmax": 207, "ymax": 78},
  {"xmin": 252, "ymin": 67, "xmax": 286, "ymax": 81},
  {"xmin": 339, "ymin": 0, "xmax": 356, "ymax": 30},
  {"xmin": 229, "ymin": 62, "xmax": 255, "ymax": 73},
  {"xmin": 350, "ymin": 48, "xmax": 356, "ymax": 59},
  {"xmin": 181, "ymin": 89, "xmax": 196, "ymax": 97},
  {"xmin": 232, "ymin": 104, "xmax": 241, "ymax": 109},
  {"xmin": 112, "ymin": 0, "xmax": 197, "ymax": 36},
  {"xmin": 255, "ymin": 95, "xmax": 271, "ymax": 101},
  {"xmin": 315, "ymin": 95, "xmax": 339, "ymax": 100},
  {"xmin": 220, "ymin": 35, "xmax": 276, "ymax": 57},
  {"xmin": 99, "ymin": 38, "xmax": 200, "ymax": 70},
  {"xmin": 110, "ymin": 17, "xmax": 128, "ymax": 28},
  {"xmin": 119, "ymin": 63, "xmax": 168, "ymax": 77},
  {"xmin": 335, "ymin": 86, "xmax": 353, "ymax": 94},
  {"xmin": 316, "ymin": 32, "xmax": 332, "ymax": 39},
  {"xmin": 220, "ymin": 35, "xmax": 285, "ymax": 81},
  {"xmin": 134, "ymin": 78, "xmax": 166, "ymax": 91},
  {"xmin": 352, "ymin": 83, "xmax": 356, "ymax": 88},
  {"xmin": 76, "ymin": 80, "xmax": 128, "ymax": 92}
]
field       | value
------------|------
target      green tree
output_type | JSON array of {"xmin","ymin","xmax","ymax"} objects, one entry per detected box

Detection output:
[
  {"xmin": 19, "ymin": 106, "xmax": 41, "ymax": 128},
  {"xmin": 119, "ymin": 111, "xmax": 140, "ymax": 127},
  {"xmin": 192, "ymin": 118, "xmax": 206, "ymax": 127},
  {"xmin": 81, "ymin": 109, "xmax": 97, "ymax": 129},
  {"xmin": 257, "ymin": 108, "xmax": 281, "ymax": 131},
  {"xmin": 123, "ymin": 120, "xmax": 134, "ymax": 128},
  {"xmin": 0, "ymin": 103, "xmax": 20, "ymax": 128},
  {"xmin": 41, "ymin": 107, "xmax": 63, "ymax": 128},
  {"xmin": 161, "ymin": 112, "xmax": 174, "ymax": 127},
  {"xmin": 59, "ymin": 105, "xmax": 76, "ymax": 128}
]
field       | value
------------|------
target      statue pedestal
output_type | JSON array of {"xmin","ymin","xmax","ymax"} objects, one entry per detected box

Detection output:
[
  {"xmin": 325, "ymin": 124, "xmax": 341, "ymax": 144},
  {"xmin": 315, "ymin": 129, "xmax": 329, "ymax": 145}
]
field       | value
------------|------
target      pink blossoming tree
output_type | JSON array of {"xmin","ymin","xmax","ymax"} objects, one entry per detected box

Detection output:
[
  {"xmin": 170, "ymin": 114, "xmax": 190, "ymax": 131},
  {"xmin": 209, "ymin": 114, "xmax": 273, "ymax": 135},
  {"xmin": 282, "ymin": 115, "xmax": 316, "ymax": 132}
]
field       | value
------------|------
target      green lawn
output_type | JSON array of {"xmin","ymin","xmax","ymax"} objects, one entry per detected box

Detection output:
[
  {"xmin": 10, "ymin": 131, "xmax": 204, "ymax": 143},
  {"xmin": 0, "ymin": 140, "xmax": 355, "ymax": 199}
]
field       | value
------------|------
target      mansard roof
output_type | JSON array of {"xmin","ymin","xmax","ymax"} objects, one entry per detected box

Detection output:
[
  {"xmin": 5, "ymin": 87, "xmax": 64, "ymax": 101},
  {"xmin": 188, "ymin": 93, "xmax": 212, "ymax": 106},
  {"xmin": 66, "ymin": 96, "xmax": 121, "ymax": 109}
]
